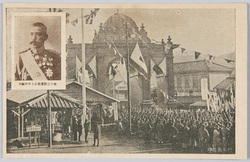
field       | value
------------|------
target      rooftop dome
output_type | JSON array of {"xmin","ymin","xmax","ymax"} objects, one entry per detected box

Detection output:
[
  {"xmin": 104, "ymin": 12, "xmax": 140, "ymax": 33},
  {"xmin": 93, "ymin": 12, "xmax": 151, "ymax": 44}
]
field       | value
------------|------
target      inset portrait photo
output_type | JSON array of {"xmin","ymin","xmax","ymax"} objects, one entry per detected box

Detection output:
[{"xmin": 11, "ymin": 12, "xmax": 66, "ymax": 90}]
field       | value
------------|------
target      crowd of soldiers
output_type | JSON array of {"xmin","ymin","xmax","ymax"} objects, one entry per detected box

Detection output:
[{"xmin": 118, "ymin": 106, "xmax": 235, "ymax": 153}]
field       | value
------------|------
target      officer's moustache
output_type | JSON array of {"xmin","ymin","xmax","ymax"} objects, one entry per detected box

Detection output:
[{"xmin": 30, "ymin": 41, "xmax": 37, "ymax": 45}]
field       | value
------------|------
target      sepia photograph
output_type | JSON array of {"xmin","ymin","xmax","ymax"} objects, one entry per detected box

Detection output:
[
  {"xmin": 2, "ymin": 3, "xmax": 247, "ymax": 159},
  {"xmin": 10, "ymin": 12, "xmax": 66, "ymax": 90}
]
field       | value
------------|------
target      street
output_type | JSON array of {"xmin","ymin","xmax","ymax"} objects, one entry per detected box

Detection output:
[{"xmin": 7, "ymin": 132, "xmax": 174, "ymax": 154}]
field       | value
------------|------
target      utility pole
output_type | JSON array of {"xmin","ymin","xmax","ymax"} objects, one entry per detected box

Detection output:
[
  {"xmin": 81, "ymin": 9, "xmax": 87, "ymax": 134},
  {"xmin": 125, "ymin": 22, "xmax": 132, "ymax": 134}
]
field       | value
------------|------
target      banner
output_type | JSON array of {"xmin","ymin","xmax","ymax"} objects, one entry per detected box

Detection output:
[
  {"xmin": 201, "ymin": 77, "xmax": 208, "ymax": 100},
  {"xmin": 130, "ymin": 42, "xmax": 148, "ymax": 73}
]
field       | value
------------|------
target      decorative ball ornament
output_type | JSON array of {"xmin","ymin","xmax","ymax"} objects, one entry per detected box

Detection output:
[
  {"xmin": 34, "ymin": 55, "xmax": 40, "ymax": 60},
  {"xmin": 43, "ymin": 57, "xmax": 47, "ymax": 62}
]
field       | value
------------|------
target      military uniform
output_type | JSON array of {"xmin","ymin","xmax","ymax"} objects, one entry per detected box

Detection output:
[{"xmin": 15, "ymin": 46, "xmax": 61, "ymax": 81}]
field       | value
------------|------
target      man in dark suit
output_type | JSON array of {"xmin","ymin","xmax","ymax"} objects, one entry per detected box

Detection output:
[
  {"xmin": 84, "ymin": 119, "xmax": 90, "ymax": 143},
  {"xmin": 91, "ymin": 113, "xmax": 101, "ymax": 146}
]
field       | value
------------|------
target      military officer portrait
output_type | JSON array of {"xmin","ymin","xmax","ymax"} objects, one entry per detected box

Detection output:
[{"xmin": 15, "ymin": 22, "xmax": 61, "ymax": 81}]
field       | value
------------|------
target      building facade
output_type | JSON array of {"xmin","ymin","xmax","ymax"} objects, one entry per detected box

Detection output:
[
  {"xmin": 66, "ymin": 12, "xmax": 177, "ymax": 108},
  {"xmin": 173, "ymin": 60, "xmax": 234, "ymax": 107}
]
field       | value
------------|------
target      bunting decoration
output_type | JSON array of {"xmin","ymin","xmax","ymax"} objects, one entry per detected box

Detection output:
[
  {"xmin": 98, "ymin": 29, "xmax": 149, "ymax": 80},
  {"xmin": 225, "ymin": 59, "xmax": 235, "ymax": 63},
  {"xmin": 176, "ymin": 45, "xmax": 235, "ymax": 64},
  {"xmin": 209, "ymin": 55, "xmax": 213, "ymax": 61},
  {"xmin": 181, "ymin": 48, "xmax": 186, "ymax": 54},
  {"xmin": 195, "ymin": 51, "xmax": 201, "ymax": 60},
  {"xmin": 55, "ymin": 8, "xmax": 100, "ymax": 26},
  {"xmin": 84, "ymin": 8, "xmax": 100, "ymax": 24}
]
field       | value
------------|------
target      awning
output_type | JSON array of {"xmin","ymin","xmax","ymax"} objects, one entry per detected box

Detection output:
[
  {"xmin": 7, "ymin": 90, "xmax": 47, "ymax": 105},
  {"xmin": 189, "ymin": 101, "xmax": 206, "ymax": 107},
  {"xmin": 214, "ymin": 77, "xmax": 235, "ymax": 90},
  {"xmin": 7, "ymin": 90, "xmax": 82, "ymax": 109},
  {"xmin": 27, "ymin": 91, "xmax": 82, "ymax": 109}
]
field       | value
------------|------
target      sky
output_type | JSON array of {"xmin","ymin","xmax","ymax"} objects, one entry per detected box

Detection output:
[
  {"xmin": 65, "ymin": 8, "xmax": 235, "ymax": 56},
  {"xmin": 6, "ymin": 8, "xmax": 235, "ymax": 82}
]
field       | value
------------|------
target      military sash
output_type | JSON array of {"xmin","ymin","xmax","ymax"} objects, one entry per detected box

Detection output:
[{"xmin": 20, "ymin": 51, "xmax": 47, "ymax": 80}]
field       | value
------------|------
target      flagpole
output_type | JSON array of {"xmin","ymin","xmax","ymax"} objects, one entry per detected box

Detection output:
[
  {"xmin": 125, "ymin": 22, "xmax": 132, "ymax": 134},
  {"xmin": 47, "ymin": 90, "xmax": 52, "ymax": 148},
  {"xmin": 81, "ymin": 9, "xmax": 87, "ymax": 134}
]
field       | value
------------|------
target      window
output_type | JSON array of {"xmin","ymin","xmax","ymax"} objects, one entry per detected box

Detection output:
[
  {"xmin": 184, "ymin": 75, "xmax": 189, "ymax": 90},
  {"xmin": 192, "ymin": 75, "xmax": 198, "ymax": 91},
  {"xmin": 177, "ymin": 76, "xmax": 182, "ymax": 92}
]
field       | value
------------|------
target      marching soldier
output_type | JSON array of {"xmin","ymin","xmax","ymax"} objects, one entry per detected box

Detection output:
[{"xmin": 15, "ymin": 22, "xmax": 61, "ymax": 81}]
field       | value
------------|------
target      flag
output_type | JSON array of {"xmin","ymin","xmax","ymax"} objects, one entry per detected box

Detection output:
[
  {"xmin": 75, "ymin": 55, "xmax": 89, "ymax": 83},
  {"xmin": 113, "ymin": 48, "xmax": 117, "ymax": 55},
  {"xmin": 71, "ymin": 20, "xmax": 76, "ymax": 26},
  {"xmin": 153, "ymin": 64, "xmax": 163, "ymax": 75},
  {"xmin": 158, "ymin": 57, "xmax": 167, "ymax": 76},
  {"xmin": 150, "ymin": 60, "xmax": 157, "ymax": 88},
  {"xmin": 85, "ymin": 8, "xmax": 100, "ymax": 24},
  {"xmin": 181, "ymin": 48, "xmax": 186, "ymax": 54},
  {"xmin": 195, "ymin": 51, "xmax": 201, "ymax": 60},
  {"xmin": 130, "ymin": 43, "xmax": 148, "ymax": 74},
  {"xmin": 88, "ymin": 56, "xmax": 97, "ymax": 78},
  {"xmin": 225, "ymin": 59, "xmax": 234, "ymax": 63},
  {"xmin": 108, "ymin": 62, "xmax": 118, "ymax": 79},
  {"xmin": 76, "ymin": 55, "xmax": 82, "ymax": 78},
  {"xmin": 201, "ymin": 78, "xmax": 208, "ymax": 100},
  {"xmin": 165, "ymin": 44, "xmax": 171, "ymax": 54},
  {"xmin": 209, "ymin": 55, "xmax": 213, "ymax": 61},
  {"xmin": 116, "ymin": 58, "xmax": 127, "ymax": 81}
]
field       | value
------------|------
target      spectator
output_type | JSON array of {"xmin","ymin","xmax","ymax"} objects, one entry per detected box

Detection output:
[{"xmin": 84, "ymin": 119, "xmax": 90, "ymax": 143}]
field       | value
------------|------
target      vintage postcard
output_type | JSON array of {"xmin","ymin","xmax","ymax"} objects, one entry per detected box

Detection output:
[{"xmin": 3, "ymin": 3, "xmax": 247, "ymax": 159}]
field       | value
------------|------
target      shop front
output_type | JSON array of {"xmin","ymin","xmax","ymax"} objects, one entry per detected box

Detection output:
[{"xmin": 7, "ymin": 90, "xmax": 82, "ymax": 143}]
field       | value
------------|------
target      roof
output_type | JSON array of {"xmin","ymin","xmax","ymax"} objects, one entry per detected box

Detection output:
[
  {"xmin": 67, "ymin": 81, "xmax": 120, "ymax": 102},
  {"xmin": 174, "ymin": 60, "xmax": 208, "ymax": 73},
  {"xmin": 208, "ymin": 62, "xmax": 234, "ymax": 72},
  {"xmin": 7, "ymin": 90, "xmax": 47, "ymax": 105},
  {"xmin": 214, "ymin": 77, "xmax": 235, "ymax": 90},
  {"xmin": 174, "ymin": 60, "xmax": 233, "ymax": 74},
  {"xmin": 104, "ymin": 13, "xmax": 140, "ymax": 34},
  {"xmin": 27, "ymin": 91, "xmax": 81, "ymax": 109},
  {"xmin": 189, "ymin": 101, "xmax": 207, "ymax": 107},
  {"xmin": 174, "ymin": 53, "xmax": 235, "ymax": 69},
  {"xmin": 7, "ymin": 90, "xmax": 82, "ymax": 109}
]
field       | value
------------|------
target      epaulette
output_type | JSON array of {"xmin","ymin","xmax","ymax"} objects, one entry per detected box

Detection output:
[
  {"xmin": 19, "ymin": 48, "xmax": 30, "ymax": 54},
  {"xmin": 47, "ymin": 49, "xmax": 60, "ymax": 55}
]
